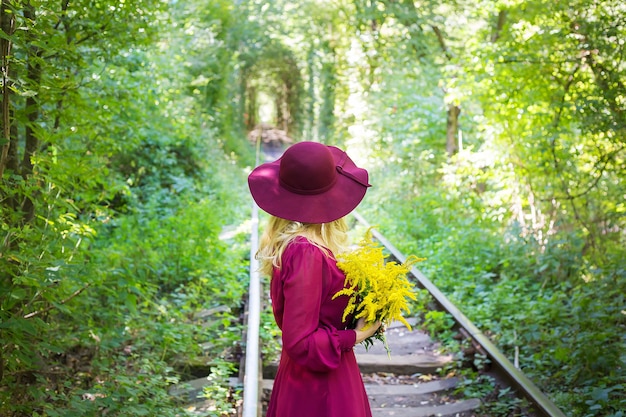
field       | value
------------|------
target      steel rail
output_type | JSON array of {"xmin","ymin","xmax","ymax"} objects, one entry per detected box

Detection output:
[
  {"xmin": 241, "ymin": 141, "xmax": 263, "ymax": 417},
  {"xmin": 241, "ymin": 203, "xmax": 261, "ymax": 417},
  {"xmin": 351, "ymin": 211, "xmax": 567, "ymax": 417}
]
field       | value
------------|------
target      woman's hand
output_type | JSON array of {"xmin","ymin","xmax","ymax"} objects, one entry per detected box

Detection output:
[{"xmin": 354, "ymin": 317, "xmax": 382, "ymax": 344}]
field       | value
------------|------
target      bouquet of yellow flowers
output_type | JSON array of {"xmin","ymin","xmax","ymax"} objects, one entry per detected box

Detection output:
[{"xmin": 333, "ymin": 228, "xmax": 424, "ymax": 354}]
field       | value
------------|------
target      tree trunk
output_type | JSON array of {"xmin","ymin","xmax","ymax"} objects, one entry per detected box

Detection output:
[
  {"xmin": 275, "ymin": 87, "xmax": 284, "ymax": 131},
  {"xmin": 306, "ymin": 48, "xmax": 315, "ymax": 140},
  {"xmin": 446, "ymin": 104, "xmax": 460, "ymax": 157},
  {"xmin": 491, "ymin": 10, "xmax": 507, "ymax": 43},
  {"xmin": 283, "ymin": 78, "xmax": 293, "ymax": 135},
  {"xmin": 246, "ymin": 84, "xmax": 256, "ymax": 131},
  {"xmin": 21, "ymin": 3, "xmax": 42, "ymax": 222},
  {"xmin": 0, "ymin": 0, "xmax": 15, "ymax": 179},
  {"xmin": 23, "ymin": 3, "xmax": 41, "ymax": 178},
  {"xmin": 0, "ymin": 0, "xmax": 15, "ymax": 384}
]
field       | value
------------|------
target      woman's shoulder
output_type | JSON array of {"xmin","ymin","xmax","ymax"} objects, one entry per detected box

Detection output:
[
  {"xmin": 285, "ymin": 235, "xmax": 319, "ymax": 251},
  {"xmin": 284, "ymin": 236, "xmax": 332, "ymax": 259},
  {"xmin": 278, "ymin": 236, "xmax": 339, "ymax": 280}
]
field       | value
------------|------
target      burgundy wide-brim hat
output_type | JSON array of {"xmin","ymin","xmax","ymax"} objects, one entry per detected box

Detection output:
[{"xmin": 248, "ymin": 141, "xmax": 371, "ymax": 223}]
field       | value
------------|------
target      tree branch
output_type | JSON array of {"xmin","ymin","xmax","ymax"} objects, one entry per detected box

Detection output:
[
  {"xmin": 23, "ymin": 284, "xmax": 91, "ymax": 319},
  {"xmin": 491, "ymin": 9, "xmax": 507, "ymax": 43},
  {"xmin": 431, "ymin": 25, "xmax": 452, "ymax": 60}
]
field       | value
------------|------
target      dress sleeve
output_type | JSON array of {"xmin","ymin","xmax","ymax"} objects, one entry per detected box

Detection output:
[{"xmin": 279, "ymin": 242, "xmax": 356, "ymax": 372}]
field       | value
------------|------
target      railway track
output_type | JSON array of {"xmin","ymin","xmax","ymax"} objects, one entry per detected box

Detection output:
[
  {"xmin": 170, "ymin": 142, "xmax": 567, "ymax": 416},
  {"xmin": 238, "ymin": 207, "xmax": 568, "ymax": 417}
]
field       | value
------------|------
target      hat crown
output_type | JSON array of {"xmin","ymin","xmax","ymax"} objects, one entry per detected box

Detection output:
[
  {"xmin": 279, "ymin": 142, "xmax": 337, "ymax": 195},
  {"xmin": 247, "ymin": 141, "xmax": 369, "ymax": 223}
]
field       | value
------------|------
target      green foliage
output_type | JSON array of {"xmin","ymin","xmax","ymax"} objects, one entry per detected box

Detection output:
[
  {"xmin": 1, "ymin": 1, "xmax": 253, "ymax": 416},
  {"xmin": 2, "ymin": 0, "xmax": 624, "ymax": 416},
  {"xmin": 456, "ymin": 373, "xmax": 532, "ymax": 416},
  {"xmin": 202, "ymin": 361, "xmax": 241, "ymax": 417},
  {"xmin": 422, "ymin": 310, "xmax": 455, "ymax": 340},
  {"xmin": 260, "ymin": 306, "xmax": 282, "ymax": 363},
  {"xmin": 345, "ymin": 0, "xmax": 625, "ymax": 413}
]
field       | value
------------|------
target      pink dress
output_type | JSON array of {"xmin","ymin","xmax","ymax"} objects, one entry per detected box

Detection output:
[{"xmin": 266, "ymin": 237, "xmax": 372, "ymax": 417}]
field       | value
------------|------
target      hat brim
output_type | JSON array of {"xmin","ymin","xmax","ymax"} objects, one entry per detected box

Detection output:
[{"xmin": 248, "ymin": 146, "xmax": 369, "ymax": 223}]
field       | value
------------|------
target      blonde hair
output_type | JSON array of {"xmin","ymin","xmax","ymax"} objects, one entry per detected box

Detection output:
[{"xmin": 256, "ymin": 216, "xmax": 350, "ymax": 278}]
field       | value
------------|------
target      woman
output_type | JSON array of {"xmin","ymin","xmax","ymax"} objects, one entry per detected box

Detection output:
[{"xmin": 248, "ymin": 141, "xmax": 381, "ymax": 417}]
